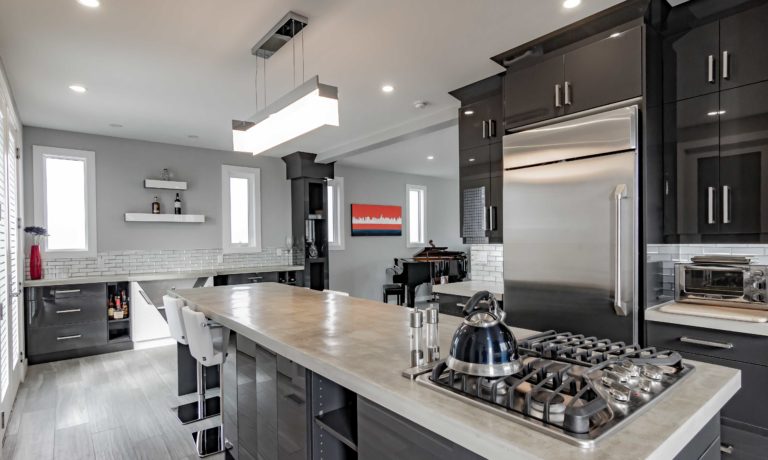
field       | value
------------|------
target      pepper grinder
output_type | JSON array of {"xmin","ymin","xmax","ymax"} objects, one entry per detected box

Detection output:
[
  {"xmin": 409, "ymin": 308, "xmax": 424, "ymax": 367},
  {"xmin": 425, "ymin": 306, "xmax": 440, "ymax": 363}
]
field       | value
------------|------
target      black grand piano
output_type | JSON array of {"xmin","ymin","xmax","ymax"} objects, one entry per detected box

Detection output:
[{"xmin": 392, "ymin": 243, "xmax": 468, "ymax": 308}]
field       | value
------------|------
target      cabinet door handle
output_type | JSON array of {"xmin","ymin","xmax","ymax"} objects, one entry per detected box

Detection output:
[
  {"xmin": 722, "ymin": 185, "xmax": 731, "ymax": 224},
  {"xmin": 680, "ymin": 336, "xmax": 733, "ymax": 349},
  {"xmin": 57, "ymin": 334, "xmax": 82, "ymax": 341},
  {"xmin": 490, "ymin": 206, "xmax": 498, "ymax": 231},
  {"xmin": 489, "ymin": 119, "xmax": 496, "ymax": 138},
  {"xmin": 564, "ymin": 81, "xmax": 572, "ymax": 106},
  {"xmin": 138, "ymin": 290, "xmax": 152, "ymax": 305},
  {"xmin": 707, "ymin": 187, "xmax": 716, "ymax": 224},
  {"xmin": 708, "ymin": 55, "xmax": 716, "ymax": 83},
  {"xmin": 481, "ymin": 120, "xmax": 488, "ymax": 139},
  {"xmin": 722, "ymin": 51, "xmax": 730, "ymax": 80},
  {"xmin": 248, "ymin": 276, "xmax": 264, "ymax": 283},
  {"xmin": 457, "ymin": 303, "xmax": 466, "ymax": 308},
  {"xmin": 554, "ymin": 84, "xmax": 562, "ymax": 108},
  {"xmin": 53, "ymin": 289, "xmax": 81, "ymax": 296},
  {"xmin": 56, "ymin": 308, "xmax": 81, "ymax": 314},
  {"xmin": 720, "ymin": 444, "xmax": 734, "ymax": 455}
]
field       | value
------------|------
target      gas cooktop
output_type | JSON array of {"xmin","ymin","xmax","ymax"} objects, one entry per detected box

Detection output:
[{"xmin": 417, "ymin": 330, "xmax": 694, "ymax": 448}]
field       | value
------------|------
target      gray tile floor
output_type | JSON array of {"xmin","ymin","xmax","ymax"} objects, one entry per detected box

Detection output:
[{"xmin": 1, "ymin": 345, "xmax": 225, "ymax": 460}]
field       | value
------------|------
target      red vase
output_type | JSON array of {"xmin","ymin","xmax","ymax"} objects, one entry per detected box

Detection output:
[{"xmin": 30, "ymin": 244, "xmax": 43, "ymax": 280}]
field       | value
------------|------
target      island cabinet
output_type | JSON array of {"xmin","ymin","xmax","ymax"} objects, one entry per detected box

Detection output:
[
  {"xmin": 214, "ymin": 270, "xmax": 303, "ymax": 287},
  {"xmin": 452, "ymin": 75, "xmax": 504, "ymax": 244},
  {"xmin": 646, "ymin": 321, "xmax": 768, "ymax": 458},
  {"xmin": 503, "ymin": 24, "xmax": 642, "ymax": 131}
]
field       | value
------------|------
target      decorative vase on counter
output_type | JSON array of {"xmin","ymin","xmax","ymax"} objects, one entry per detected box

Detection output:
[{"xmin": 29, "ymin": 244, "xmax": 42, "ymax": 280}]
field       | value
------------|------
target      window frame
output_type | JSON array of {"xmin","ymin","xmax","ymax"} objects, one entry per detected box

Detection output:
[
  {"xmin": 327, "ymin": 177, "xmax": 345, "ymax": 251},
  {"xmin": 221, "ymin": 165, "xmax": 262, "ymax": 254},
  {"xmin": 32, "ymin": 145, "xmax": 97, "ymax": 258},
  {"xmin": 406, "ymin": 184, "xmax": 427, "ymax": 248}
]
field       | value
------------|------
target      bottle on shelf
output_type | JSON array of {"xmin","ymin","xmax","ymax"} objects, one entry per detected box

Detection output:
[
  {"xmin": 121, "ymin": 289, "xmax": 129, "ymax": 318},
  {"xmin": 114, "ymin": 296, "xmax": 124, "ymax": 319},
  {"xmin": 174, "ymin": 193, "xmax": 182, "ymax": 215},
  {"xmin": 152, "ymin": 196, "xmax": 161, "ymax": 214},
  {"xmin": 108, "ymin": 295, "xmax": 115, "ymax": 320}
]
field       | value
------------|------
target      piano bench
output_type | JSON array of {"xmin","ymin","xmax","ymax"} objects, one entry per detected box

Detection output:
[{"xmin": 382, "ymin": 284, "xmax": 405, "ymax": 306}]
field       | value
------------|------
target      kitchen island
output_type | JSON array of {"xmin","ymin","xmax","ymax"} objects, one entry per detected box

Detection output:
[{"xmin": 173, "ymin": 283, "xmax": 740, "ymax": 459}]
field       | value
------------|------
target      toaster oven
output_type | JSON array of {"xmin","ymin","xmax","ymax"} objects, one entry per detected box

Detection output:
[{"xmin": 675, "ymin": 262, "xmax": 768, "ymax": 309}]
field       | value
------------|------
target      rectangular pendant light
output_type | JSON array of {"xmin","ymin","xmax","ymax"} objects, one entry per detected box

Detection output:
[{"xmin": 232, "ymin": 76, "xmax": 339, "ymax": 155}]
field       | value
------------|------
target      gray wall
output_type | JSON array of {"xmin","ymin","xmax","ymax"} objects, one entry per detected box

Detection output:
[
  {"xmin": 22, "ymin": 127, "xmax": 291, "ymax": 251},
  {"xmin": 329, "ymin": 164, "xmax": 464, "ymax": 300}
]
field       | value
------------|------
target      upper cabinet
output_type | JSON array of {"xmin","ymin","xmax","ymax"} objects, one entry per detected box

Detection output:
[
  {"xmin": 504, "ymin": 25, "xmax": 642, "ymax": 130},
  {"xmin": 458, "ymin": 90, "xmax": 503, "ymax": 150},
  {"xmin": 663, "ymin": 2, "xmax": 768, "ymax": 103}
]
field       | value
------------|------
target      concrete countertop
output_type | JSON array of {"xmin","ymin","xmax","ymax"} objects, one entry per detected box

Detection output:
[
  {"xmin": 22, "ymin": 265, "xmax": 305, "ymax": 287},
  {"xmin": 173, "ymin": 283, "xmax": 740, "ymax": 460},
  {"xmin": 432, "ymin": 280, "xmax": 504, "ymax": 300},
  {"xmin": 646, "ymin": 302, "xmax": 768, "ymax": 337}
]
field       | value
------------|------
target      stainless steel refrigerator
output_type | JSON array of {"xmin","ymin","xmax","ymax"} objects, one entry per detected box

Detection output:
[{"xmin": 503, "ymin": 105, "xmax": 639, "ymax": 344}]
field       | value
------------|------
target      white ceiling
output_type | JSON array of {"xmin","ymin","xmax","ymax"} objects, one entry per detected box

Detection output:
[{"xmin": 0, "ymin": 0, "xmax": 623, "ymax": 175}]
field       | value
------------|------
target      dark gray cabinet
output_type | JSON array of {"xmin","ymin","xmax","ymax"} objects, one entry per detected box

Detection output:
[
  {"xmin": 458, "ymin": 94, "xmax": 502, "ymax": 150},
  {"xmin": 504, "ymin": 26, "xmax": 642, "ymax": 130},
  {"xmin": 663, "ymin": 80, "xmax": 768, "ymax": 240},
  {"xmin": 459, "ymin": 143, "xmax": 502, "ymax": 243},
  {"xmin": 646, "ymin": 321, "xmax": 768, "ymax": 457},
  {"xmin": 357, "ymin": 397, "xmax": 482, "ymax": 460},
  {"xmin": 664, "ymin": 2, "xmax": 768, "ymax": 103},
  {"xmin": 277, "ymin": 356, "xmax": 308, "ymax": 460}
]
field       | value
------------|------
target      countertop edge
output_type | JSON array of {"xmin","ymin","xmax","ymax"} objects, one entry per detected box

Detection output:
[
  {"xmin": 646, "ymin": 303, "xmax": 768, "ymax": 337},
  {"xmin": 432, "ymin": 281, "xmax": 504, "ymax": 300},
  {"xmin": 22, "ymin": 265, "xmax": 305, "ymax": 287}
]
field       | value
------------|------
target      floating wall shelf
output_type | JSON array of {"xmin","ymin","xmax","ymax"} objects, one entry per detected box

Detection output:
[
  {"xmin": 124, "ymin": 213, "xmax": 205, "ymax": 223},
  {"xmin": 144, "ymin": 179, "xmax": 188, "ymax": 190}
]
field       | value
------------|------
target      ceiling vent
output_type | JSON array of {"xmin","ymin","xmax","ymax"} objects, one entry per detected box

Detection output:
[{"xmin": 251, "ymin": 12, "xmax": 308, "ymax": 59}]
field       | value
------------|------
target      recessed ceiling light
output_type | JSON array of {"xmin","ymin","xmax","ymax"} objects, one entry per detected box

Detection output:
[
  {"xmin": 463, "ymin": 110, "xmax": 475, "ymax": 116},
  {"xmin": 109, "ymin": 123, "xmax": 123, "ymax": 128},
  {"xmin": 69, "ymin": 84, "xmax": 87, "ymax": 93},
  {"xmin": 468, "ymin": 158, "xmax": 476, "ymax": 162},
  {"xmin": 610, "ymin": 32, "xmax": 622, "ymax": 38},
  {"xmin": 381, "ymin": 84, "xmax": 394, "ymax": 93},
  {"xmin": 427, "ymin": 155, "xmax": 435, "ymax": 160},
  {"xmin": 563, "ymin": 0, "xmax": 581, "ymax": 8},
  {"xmin": 77, "ymin": 0, "xmax": 100, "ymax": 8}
]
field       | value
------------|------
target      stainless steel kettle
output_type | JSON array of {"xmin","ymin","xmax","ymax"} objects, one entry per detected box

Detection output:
[{"xmin": 445, "ymin": 291, "xmax": 522, "ymax": 378}]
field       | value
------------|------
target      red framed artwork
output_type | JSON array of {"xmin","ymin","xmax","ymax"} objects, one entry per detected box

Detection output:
[{"xmin": 351, "ymin": 204, "xmax": 402, "ymax": 236}]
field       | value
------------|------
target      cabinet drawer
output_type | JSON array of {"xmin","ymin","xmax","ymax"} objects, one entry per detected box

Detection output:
[
  {"xmin": 646, "ymin": 321, "xmax": 768, "ymax": 366},
  {"xmin": 226, "ymin": 272, "xmax": 279, "ymax": 285},
  {"xmin": 671, "ymin": 350, "xmax": 768, "ymax": 431},
  {"xmin": 721, "ymin": 423, "xmax": 768, "ymax": 459},
  {"xmin": 27, "ymin": 322, "xmax": 107, "ymax": 355},
  {"xmin": 40, "ymin": 283, "xmax": 106, "ymax": 305},
  {"xmin": 28, "ymin": 299, "xmax": 106, "ymax": 327}
]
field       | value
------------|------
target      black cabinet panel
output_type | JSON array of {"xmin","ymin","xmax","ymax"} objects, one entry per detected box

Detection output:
[
  {"xmin": 488, "ymin": 142, "xmax": 503, "ymax": 242},
  {"xmin": 357, "ymin": 397, "xmax": 482, "ymax": 460},
  {"xmin": 458, "ymin": 95, "xmax": 501, "ymax": 150},
  {"xmin": 504, "ymin": 56, "xmax": 564, "ymax": 130},
  {"xmin": 255, "ymin": 345, "xmax": 278, "ymax": 460},
  {"xmin": 563, "ymin": 26, "xmax": 643, "ymax": 114},
  {"xmin": 27, "ymin": 322, "xmax": 107, "ymax": 355},
  {"xmin": 719, "ymin": 81, "xmax": 768, "ymax": 235},
  {"xmin": 237, "ymin": 340, "xmax": 258, "ymax": 460},
  {"xmin": 719, "ymin": 2, "xmax": 768, "ymax": 91},
  {"xmin": 277, "ymin": 356, "xmax": 307, "ymax": 460},
  {"xmin": 663, "ymin": 21, "xmax": 720, "ymax": 103},
  {"xmin": 721, "ymin": 423, "xmax": 768, "ymax": 460},
  {"xmin": 664, "ymin": 93, "xmax": 721, "ymax": 235}
]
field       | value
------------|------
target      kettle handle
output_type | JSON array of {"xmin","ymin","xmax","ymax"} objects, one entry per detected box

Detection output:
[{"xmin": 462, "ymin": 291, "xmax": 503, "ymax": 319}]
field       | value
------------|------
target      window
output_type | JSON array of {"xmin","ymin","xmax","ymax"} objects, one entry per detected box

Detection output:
[
  {"xmin": 33, "ymin": 146, "xmax": 97, "ymax": 257},
  {"xmin": 327, "ymin": 177, "xmax": 344, "ymax": 250},
  {"xmin": 222, "ymin": 165, "xmax": 261, "ymax": 253},
  {"xmin": 406, "ymin": 184, "xmax": 427, "ymax": 247}
]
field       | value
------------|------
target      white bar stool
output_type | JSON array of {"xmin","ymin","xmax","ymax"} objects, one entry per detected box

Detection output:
[
  {"xmin": 181, "ymin": 306, "xmax": 230, "ymax": 458},
  {"xmin": 164, "ymin": 295, "xmax": 222, "ymax": 425}
]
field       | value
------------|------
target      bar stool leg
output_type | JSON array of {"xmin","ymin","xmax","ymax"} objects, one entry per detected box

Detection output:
[
  {"xmin": 175, "ymin": 362, "xmax": 221, "ymax": 425},
  {"xmin": 191, "ymin": 363, "xmax": 225, "ymax": 457}
]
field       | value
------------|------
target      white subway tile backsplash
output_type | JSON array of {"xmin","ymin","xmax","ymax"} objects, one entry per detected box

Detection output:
[
  {"xmin": 25, "ymin": 246, "xmax": 302, "ymax": 280},
  {"xmin": 469, "ymin": 244, "xmax": 504, "ymax": 283}
]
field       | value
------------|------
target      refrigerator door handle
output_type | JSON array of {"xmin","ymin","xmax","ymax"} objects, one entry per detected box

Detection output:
[{"xmin": 613, "ymin": 184, "xmax": 628, "ymax": 317}]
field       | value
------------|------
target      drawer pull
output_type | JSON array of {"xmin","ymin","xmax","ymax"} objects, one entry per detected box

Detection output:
[
  {"xmin": 720, "ymin": 444, "xmax": 734, "ymax": 455},
  {"xmin": 54, "ymin": 289, "xmax": 81, "ymax": 295},
  {"xmin": 248, "ymin": 277, "xmax": 264, "ymax": 282},
  {"xmin": 138, "ymin": 290, "xmax": 152, "ymax": 304},
  {"xmin": 56, "ymin": 334, "xmax": 82, "ymax": 341},
  {"xmin": 679, "ymin": 336, "xmax": 734, "ymax": 349},
  {"xmin": 457, "ymin": 303, "xmax": 466, "ymax": 308},
  {"xmin": 56, "ymin": 309, "xmax": 82, "ymax": 314}
]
